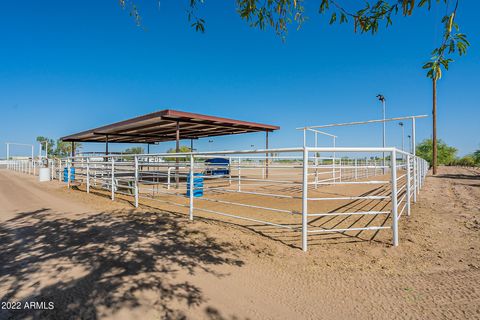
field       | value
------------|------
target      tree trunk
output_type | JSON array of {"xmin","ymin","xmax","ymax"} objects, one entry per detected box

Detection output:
[{"xmin": 432, "ymin": 77, "xmax": 437, "ymax": 175}]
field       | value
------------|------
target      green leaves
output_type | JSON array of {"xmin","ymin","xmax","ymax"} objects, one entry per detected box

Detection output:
[
  {"xmin": 235, "ymin": 0, "xmax": 306, "ymax": 38},
  {"xmin": 329, "ymin": 12, "xmax": 336, "ymax": 24},
  {"xmin": 423, "ymin": 4, "xmax": 470, "ymax": 80}
]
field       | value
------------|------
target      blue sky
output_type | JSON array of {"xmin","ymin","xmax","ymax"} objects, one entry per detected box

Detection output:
[{"xmin": 1, "ymin": 1, "xmax": 478, "ymax": 157}]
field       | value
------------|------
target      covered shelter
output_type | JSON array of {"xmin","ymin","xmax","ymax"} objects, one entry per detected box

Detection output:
[{"xmin": 61, "ymin": 109, "xmax": 280, "ymax": 156}]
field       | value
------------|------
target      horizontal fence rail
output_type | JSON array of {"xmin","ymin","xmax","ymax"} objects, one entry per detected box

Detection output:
[{"xmin": 5, "ymin": 147, "xmax": 429, "ymax": 251}]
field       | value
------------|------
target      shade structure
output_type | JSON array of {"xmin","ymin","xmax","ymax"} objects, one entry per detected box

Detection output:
[{"xmin": 61, "ymin": 109, "xmax": 280, "ymax": 144}]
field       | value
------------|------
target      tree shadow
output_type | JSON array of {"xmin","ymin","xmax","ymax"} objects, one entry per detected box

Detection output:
[
  {"xmin": 0, "ymin": 208, "xmax": 244, "ymax": 319},
  {"xmin": 431, "ymin": 173, "xmax": 480, "ymax": 181}
]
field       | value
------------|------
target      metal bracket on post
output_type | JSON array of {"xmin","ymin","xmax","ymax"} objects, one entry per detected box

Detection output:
[
  {"xmin": 390, "ymin": 150, "xmax": 399, "ymax": 247},
  {"xmin": 302, "ymin": 148, "xmax": 309, "ymax": 252},
  {"xmin": 111, "ymin": 157, "xmax": 115, "ymax": 201},
  {"xmin": 189, "ymin": 155, "xmax": 194, "ymax": 221},
  {"xmin": 134, "ymin": 156, "xmax": 139, "ymax": 208},
  {"xmin": 86, "ymin": 158, "xmax": 90, "ymax": 193}
]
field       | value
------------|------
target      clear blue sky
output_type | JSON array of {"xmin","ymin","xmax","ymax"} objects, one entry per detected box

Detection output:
[{"xmin": 1, "ymin": 1, "xmax": 478, "ymax": 157}]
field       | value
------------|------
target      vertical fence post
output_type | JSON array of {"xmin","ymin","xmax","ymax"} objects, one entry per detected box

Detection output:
[
  {"xmin": 238, "ymin": 158, "xmax": 242, "ymax": 192},
  {"xmin": 339, "ymin": 158, "xmax": 342, "ymax": 182},
  {"xmin": 67, "ymin": 159, "xmax": 71, "ymax": 189},
  {"xmin": 111, "ymin": 157, "xmax": 115, "ymax": 201},
  {"xmin": 417, "ymin": 158, "xmax": 421, "ymax": 193},
  {"xmin": 86, "ymin": 158, "xmax": 90, "ymax": 193},
  {"xmin": 406, "ymin": 154, "xmax": 411, "ymax": 216},
  {"xmin": 58, "ymin": 160, "xmax": 62, "ymax": 181},
  {"xmin": 167, "ymin": 167, "xmax": 171, "ymax": 190},
  {"xmin": 421, "ymin": 160, "xmax": 425, "ymax": 188},
  {"xmin": 189, "ymin": 154, "xmax": 194, "ymax": 221},
  {"xmin": 413, "ymin": 157, "xmax": 418, "ymax": 202},
  {"xmin": 332, "ymin": 157, "xmax": 336, "ymax": 184},
  {"xmin": 366, "ymin": 159, "xmax": 369, "ymax": 178},
  {"xmin": 355, "ymin": 158, "xmax": 358, "ymax": 180},
  {"xmin": 390, "ymin": 150, "xmax": 399, "ymax": 247},
  {"xmin": 228, "ymin": 157, "xmax": 232, "ymax": 186},
  {"xmin": 302, "ymin": 148, "xmax": 309, "ymax": 252},
  {"xmin": 134, "ymin": 156, "xmax": 139, "ymax": 208}
]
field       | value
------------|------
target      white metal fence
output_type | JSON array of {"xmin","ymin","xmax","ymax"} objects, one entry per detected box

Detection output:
[{"xmin": 5, "ymin": 147, "xmax": 428, "ymax": 251}]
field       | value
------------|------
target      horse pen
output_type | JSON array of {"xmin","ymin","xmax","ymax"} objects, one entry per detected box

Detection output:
[{"xmin": 6, "ymin": 146, "xmax": 428, "ymax": 251}]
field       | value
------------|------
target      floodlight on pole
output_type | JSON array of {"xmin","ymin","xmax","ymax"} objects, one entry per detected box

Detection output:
[
  {"xmin": 399, "ymin": 122, "xmax": 405, "ymax": 152},
  {"xmin": 407, "ymin": 135, "xmax": 412, "ymax": 154},
  {"xmin": 376, "ymin": 94, "xmax": 386, "ymax": 173}
]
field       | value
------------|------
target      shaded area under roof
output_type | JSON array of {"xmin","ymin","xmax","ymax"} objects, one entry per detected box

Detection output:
[{"xmin": 61, "ymin": 109, "xmax": 280, "ymax": 144}]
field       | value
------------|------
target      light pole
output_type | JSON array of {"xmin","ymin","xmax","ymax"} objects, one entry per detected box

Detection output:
[
  {"xmin": 376, "ymin": 94, "xmax": 386, "ymax": 173},
  {"xmin": 399, "ymin": 122, "xmax": 405, "ymax": 151}
]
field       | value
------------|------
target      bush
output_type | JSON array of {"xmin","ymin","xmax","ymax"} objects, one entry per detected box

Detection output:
[
  {"xmin": 416, "ymin": 139, "xmax": 457, "ymax": 165},
  {"xmin": 452, "ymin": 155, "xmax": 477, "ymax": 167}
]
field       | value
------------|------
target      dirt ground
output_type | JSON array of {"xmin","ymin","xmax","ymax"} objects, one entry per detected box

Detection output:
[{"xmin": 0, "ymin": 166, "xmax": 479, "ymax": 319}]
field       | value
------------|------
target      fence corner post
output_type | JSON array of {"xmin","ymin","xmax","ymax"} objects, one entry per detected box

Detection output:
[
  {"xmin": 302, "ymin": 148, "xmax": 309, "ymax": 252},
  {"xmin": 390, "ymin": 149, "xmax": 399, "ymax": 247}
]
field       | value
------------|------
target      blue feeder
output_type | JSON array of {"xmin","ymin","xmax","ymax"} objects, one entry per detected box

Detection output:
[
  {"xmin": 187, "ymin": 173, "xmax": 204, "ymax": 197},
  {"xmin": 63, "ymin": 167, "xmax": 75, "ymax": 182}
]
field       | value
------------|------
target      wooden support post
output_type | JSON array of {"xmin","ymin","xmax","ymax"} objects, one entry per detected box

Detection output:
[
  {"xmin": 105, "ymin": 135, "xmax": 109, "ymax": 155},
  {"xmin": 71, "ymin": 142, "xmax": 75, "ymax": 168}
]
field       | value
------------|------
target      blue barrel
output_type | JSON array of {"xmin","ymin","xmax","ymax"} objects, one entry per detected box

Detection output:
[
  {"xmin": 63, "ymin": 167, "xmax": 75, "ymax": 182},
  {"xmin": 186, "ymin": 173, "xmax": 204, "ymax": 197}
]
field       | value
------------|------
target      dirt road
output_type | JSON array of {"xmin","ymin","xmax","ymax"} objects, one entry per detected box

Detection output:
[{"xmin": 0, "ymin": 166, "xmax": 479, "ymax": 319}]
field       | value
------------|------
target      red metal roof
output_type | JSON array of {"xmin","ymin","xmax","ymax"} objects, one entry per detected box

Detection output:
[{"xmin": 61, "ymin": 109, "xmax": 279, "ymax": 143}]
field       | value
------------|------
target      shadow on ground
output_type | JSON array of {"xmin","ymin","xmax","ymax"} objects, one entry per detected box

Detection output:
[
  {"xmin": 431, "ymin": 172, "xmax": 480, "ymax": 181},
  {"xmin": 0, "ymin": 208, "xmax": 244, "ymax": 319}
]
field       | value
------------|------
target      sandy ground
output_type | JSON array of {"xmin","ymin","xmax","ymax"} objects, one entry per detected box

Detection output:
[{"xmin": 0, "ymin": 166, "xmax": 479, "ymax": 319}]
